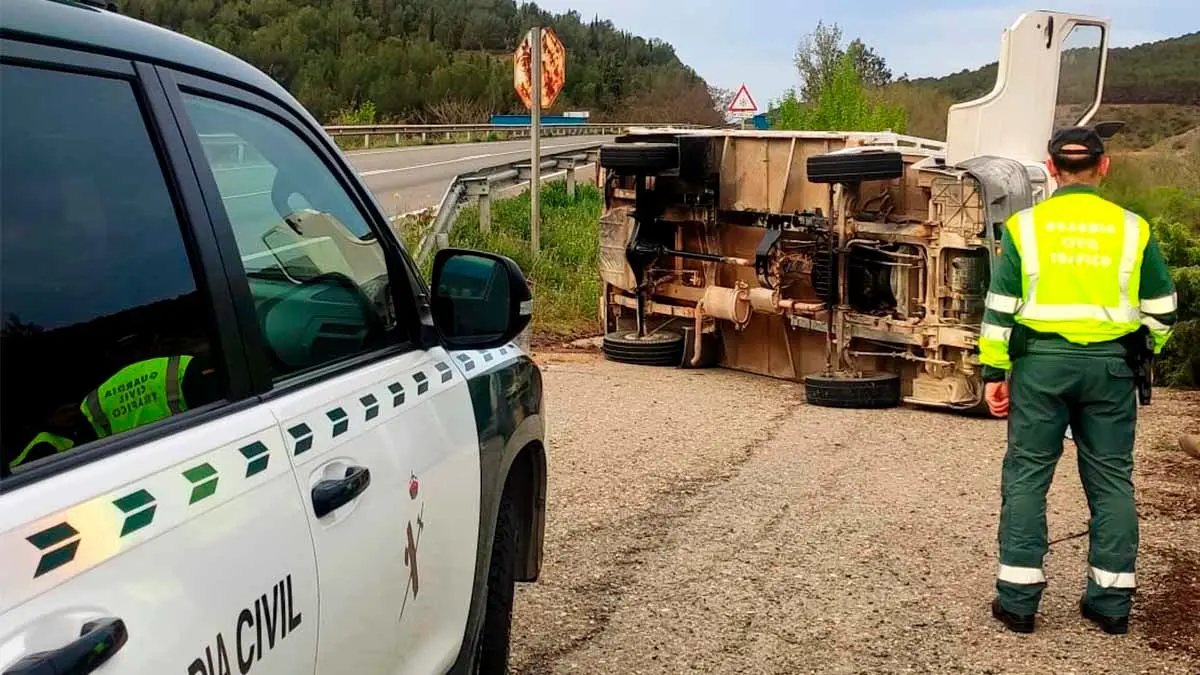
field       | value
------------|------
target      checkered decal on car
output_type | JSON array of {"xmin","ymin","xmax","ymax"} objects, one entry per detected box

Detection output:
[{"xmin": 2, "ymin": 343, "xmax": 526, "ymax": 601}]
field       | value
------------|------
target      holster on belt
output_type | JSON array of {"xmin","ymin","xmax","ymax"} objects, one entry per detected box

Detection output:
[
  {"xmin": 1117, "ymin": 325, "xmax": 1155, "ymax": 406},
  {"xmin": 1007, "ymin": 322, "xmax": 1154, "ymax": 406}
]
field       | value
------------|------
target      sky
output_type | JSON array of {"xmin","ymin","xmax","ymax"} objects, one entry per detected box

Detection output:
[{"xmin": 533, "ymin": 0, "xmax": 1200, "ymax": 110}]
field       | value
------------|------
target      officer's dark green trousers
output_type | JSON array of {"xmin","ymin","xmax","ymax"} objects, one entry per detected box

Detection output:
[{"xmin": 996, "ymin": 337, "xmax": 1139, "ymax": 618}]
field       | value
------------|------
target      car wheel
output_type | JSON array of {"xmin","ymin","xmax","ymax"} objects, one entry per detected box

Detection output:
[
  {"xmin": 599, "ymin": 142, "xmax": 679, "ymax": 175},
  {"xmin": 803, "ymin": 372, "xmax": 901, "ymax": 408},
  {"xmin": 601, "ymin": 329, "xmax": 685, "ymax": 367},
  {"xmin": 476, "ymin": 492, "xmax": 519, "ymax": 675}
]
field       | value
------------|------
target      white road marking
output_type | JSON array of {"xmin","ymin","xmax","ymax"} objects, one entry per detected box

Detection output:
[
  {"xmin": 355, "ymin": 141, "xmax": 601, "ymax": 177},
  {"xmin": 344, "ymin": 138, "xmax": 605, "ymax": 158}
]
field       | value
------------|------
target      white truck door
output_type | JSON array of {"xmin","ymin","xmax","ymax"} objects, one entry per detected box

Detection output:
[
  {"xmin": 171, "ymin": 84, "xmax": 482, "ymax": 675},
  {"xmin": 0, "ymin": 56, "xmax": 317, "ymax": 675},
  {"xmin": 945, "ymin": 11, "xmax": 1111, "ymax": 167}
]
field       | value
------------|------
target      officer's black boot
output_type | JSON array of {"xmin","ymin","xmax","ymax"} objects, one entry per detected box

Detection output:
[
  {"xmin": 991, "ymin": 597, "xmax": 1035, "ymax": 633},
  {"xmin": 1080, "ymin": 596, "xmax": 1129, "ymax": 635}
]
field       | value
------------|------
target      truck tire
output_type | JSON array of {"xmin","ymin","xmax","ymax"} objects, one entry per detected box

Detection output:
[
  {"xmin": 602, "ymin": 329, "xmax": 685, "ymax": 366},
  {"xmin": 599, "ymin": 142, "xmax": 678, "ymax": 175},
  {"xmin": 476, "ymin": 493, "xmax": 519, "ymax": 675},
  {"xmin": 806, "ymin": 150, "xmax": 904, "ymax": 184},
  {"xmin": 803, "ymin": 372, "xmax": 901, "ymax": 408}
]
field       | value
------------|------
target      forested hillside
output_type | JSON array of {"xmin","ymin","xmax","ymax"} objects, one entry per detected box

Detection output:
[
  {"xmin": 910, "ymin": 32, "xmax": 1200, "ymax": 105},
  {"xmin": 118, "ymin": 0, "xmax": 723, "ymax": 125}
]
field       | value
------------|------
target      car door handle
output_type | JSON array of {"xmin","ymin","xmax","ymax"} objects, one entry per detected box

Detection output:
[
  {"xmin": 3, "ymin": 617, "xmax": 128, "ymax": 675},
  {"xmin": 311, "ymin": 465, "xmax": 371, "ymax": 518}
]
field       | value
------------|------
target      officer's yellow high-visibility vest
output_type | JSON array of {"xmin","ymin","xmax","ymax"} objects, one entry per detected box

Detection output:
[
  {"xmin": 1006, "ymin": 193, "xmax": 1148, "ymax": 344},
  {"xmin": 9, "ymin": 431, "xmax": 74, "ymax": 470},
  {"xmin": 80, "ymin": 355, "xmax": 192, "ymax": 438}
]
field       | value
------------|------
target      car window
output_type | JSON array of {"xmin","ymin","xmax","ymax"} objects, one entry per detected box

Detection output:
[
  {"xmin": 0, "ymin": 64, "xmax": 225, "ymax": 476},
  {"xmin": 181, "ymin": 94, "xmax": 400, "ymax": 379}
]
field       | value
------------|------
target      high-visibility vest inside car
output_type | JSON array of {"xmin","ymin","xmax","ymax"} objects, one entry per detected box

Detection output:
[{"xmin": 80, "ymin": 355, "xmax": 192, "ymax": 438}]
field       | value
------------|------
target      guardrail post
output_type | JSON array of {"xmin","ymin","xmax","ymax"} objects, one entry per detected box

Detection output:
[
  {"xmin": 364, "ymin": 134, "xmax": 371, "ymax": 149},
  {"xmin": 421, "ymin": 132, "xmax": 427, "ymax": 143},
  {"xmin": 394, "ymin": 132, "xmax": 401, "ymax": 145},
  {"xmin": 558, "ymin": 157, "xmax": 578, "ymax": 198},
  {"xmin": 463, "ymin": 176, "xmax": 492, "ymax": 234}
]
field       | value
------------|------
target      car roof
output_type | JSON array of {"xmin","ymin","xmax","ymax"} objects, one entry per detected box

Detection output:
[{"xmin": 1, "ymin": 0, "xmax": 312, "ymax": 123}]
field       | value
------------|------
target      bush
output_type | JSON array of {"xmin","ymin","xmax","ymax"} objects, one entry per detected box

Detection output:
[
  {"xmin": 771, "ymin": 52, "xmax": 907, "ymax": 133},
  {"xmin": 1103, "ymin": 154, "xmax": 1200, "ymax": 388}
]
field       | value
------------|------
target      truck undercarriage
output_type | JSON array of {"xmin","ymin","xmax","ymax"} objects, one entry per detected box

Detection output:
[
  {"xmin": 594, "ymin": 8, "xmax": 1117, "ymax": 411},
  {"xmin": 599, "ymin": 130, "xmax": 1041, "ymax": 410}
]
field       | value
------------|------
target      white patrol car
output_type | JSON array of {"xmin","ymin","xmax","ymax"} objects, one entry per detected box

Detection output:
[{"xmin": 0, "ymin": 1, "xmax": 548, "ymax": 674}]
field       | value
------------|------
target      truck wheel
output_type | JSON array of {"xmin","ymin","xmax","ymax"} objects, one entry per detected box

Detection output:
[
  {"xmin": 602, "ymin": 329, "xmax": 685, "ymax": 366},
  {"xmin": 806, "ymin": 150, "xmax": 904, "ymax": 184},
  {"xmin": 476, "ymin": 493, "xmax": 519, "ymax": 675},
  {"xmin": 599, "ymin": 142, "xmax": 678, "ymax": 175},
  {"xmin": 803, "ymin": 372, "xmax": 901, "ymax": 408}
]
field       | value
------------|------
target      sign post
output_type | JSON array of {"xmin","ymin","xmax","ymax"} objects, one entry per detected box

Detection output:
[
  {"xmin": 530, "ymin": 27, "xmax": 542, "ymax": 255},
  {"xmin": 514, "ymin": 27, "xmax": 566, "ymax": 256}
]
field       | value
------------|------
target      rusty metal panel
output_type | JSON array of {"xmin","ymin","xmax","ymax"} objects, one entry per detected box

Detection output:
[
  {"xmin": 719, "ymin": 313, "xmax": 797, "ymax": 380},
  {"xmin": 599, "ymin": 205, "xmax": 637, "ymax": 291},
  {"xmin": 717, "ymin": 136, "xmax": 845, "ymax": 215}
]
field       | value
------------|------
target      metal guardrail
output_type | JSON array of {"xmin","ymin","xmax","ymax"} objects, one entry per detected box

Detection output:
[
  {"xmin": 324, "ymin": 123, "xmax": 705, "ymax": 149},
  {"xmin": 400, "ymin": 142, "xmax": 605, "ymax": 265}
]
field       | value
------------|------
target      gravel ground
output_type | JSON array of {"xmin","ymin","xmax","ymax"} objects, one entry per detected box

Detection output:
[{"xmin": 510, "ymin": 351, "xmax": 1200, "ymax": 675}]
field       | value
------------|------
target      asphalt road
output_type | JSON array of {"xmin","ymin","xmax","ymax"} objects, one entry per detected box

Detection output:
[{"xmin": 342, "ymin": 137, "xmax": 614, "ymax": 215}]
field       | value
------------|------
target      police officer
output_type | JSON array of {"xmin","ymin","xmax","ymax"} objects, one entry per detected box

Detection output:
[{"xmin": 978, "ymin": 126, "xmax": 1178, "ymax": 635}]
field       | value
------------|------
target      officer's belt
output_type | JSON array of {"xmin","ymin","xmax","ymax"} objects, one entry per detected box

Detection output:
[{"xmin": 1009, "ymin": 325, "xmax": 1128, "ymax": 359}]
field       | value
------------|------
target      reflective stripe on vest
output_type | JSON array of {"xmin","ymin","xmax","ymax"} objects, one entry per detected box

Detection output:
[
  {"xmin": 9, "ymin": 431, "xmax": 75, "ymax": 469},
  {"xmin": 1009, "ymin": 197, "xmax": 1148, "ymax": 342},
  {"xmin": 80, "ymin": 355, "xmax": 192, "ymax": 438}
]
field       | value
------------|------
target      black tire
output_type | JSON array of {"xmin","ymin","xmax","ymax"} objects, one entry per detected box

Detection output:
[
  {"xmin": 599, "ymin": 142, "xmax": 679, "ymax": 175},
  {"xmin": 806, "ymin": 150, "xmax": 904, "ymax": 184},
  {"xmin": 803, "ymin": 372, "xmax": 901, "ymax": 409},
  {"xmin": 602, "ymin": 329, "xmax": 685, "ymax": 367},
  {"xmin": 476, "ymin": 493, "xmax": 519, "ymax": 675}
]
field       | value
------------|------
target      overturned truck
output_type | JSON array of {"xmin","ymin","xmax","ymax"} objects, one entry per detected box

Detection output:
[{"xmin": 596, "ymin": 10, "xmax": 1121, "ymax": 411}]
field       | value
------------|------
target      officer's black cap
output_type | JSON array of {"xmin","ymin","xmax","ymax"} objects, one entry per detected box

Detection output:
[{"xmin": 1048, "ymin": 126, "xmax": 1106, "ymax": 161}]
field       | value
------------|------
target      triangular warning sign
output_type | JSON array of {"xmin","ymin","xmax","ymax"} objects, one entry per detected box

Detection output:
[{"xmin": 727, "ymin": 84, "xmax": 758, "ymax": 113}]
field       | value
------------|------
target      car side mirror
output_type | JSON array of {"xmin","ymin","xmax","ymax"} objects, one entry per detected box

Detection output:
[
  {"xmin": 1093, "ymin": 121, "xmax": 1125, "ymax": 141},
  {"xmin": 430, "ymin": 249, "xmax": 532, "ymax": 350}
]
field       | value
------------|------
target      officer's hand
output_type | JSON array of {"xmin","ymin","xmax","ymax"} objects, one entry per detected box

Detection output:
[{"xmin": 985, "ymin": 381, "xmax": 1010, "ymax": 418}]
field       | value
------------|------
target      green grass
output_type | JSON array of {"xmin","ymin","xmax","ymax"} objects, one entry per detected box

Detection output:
[{"xmin": 417, "ymin": 181, "xmax": 603, "ymax": 336}]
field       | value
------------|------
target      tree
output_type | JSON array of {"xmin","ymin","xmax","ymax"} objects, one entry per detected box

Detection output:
[
  {"xmin": 771, "ymin": 52, "xmax": 907, "ymax": 133},
  {"xmin": 846, "ymin": 39, "xmax": 892, "ymax": 88},
  {"xmin": 117, "ymin": 0, "xmax": 720, "ymax": 124},
  {"xmin": 708, "ymin": 85, "xmax": 734, "ymax": 121},
  {"xmin": 793, "ymin": 22, "xmax": 893, "ymax": 102},
  {"xmin": 793, "ymin": 20, "xmax": 844, "ymax": 102}
]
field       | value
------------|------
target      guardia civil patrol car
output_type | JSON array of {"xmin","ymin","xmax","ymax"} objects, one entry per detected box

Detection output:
[{"xmin": 0, "ymin": 1, "xmax": 548, "ymax": 673}]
